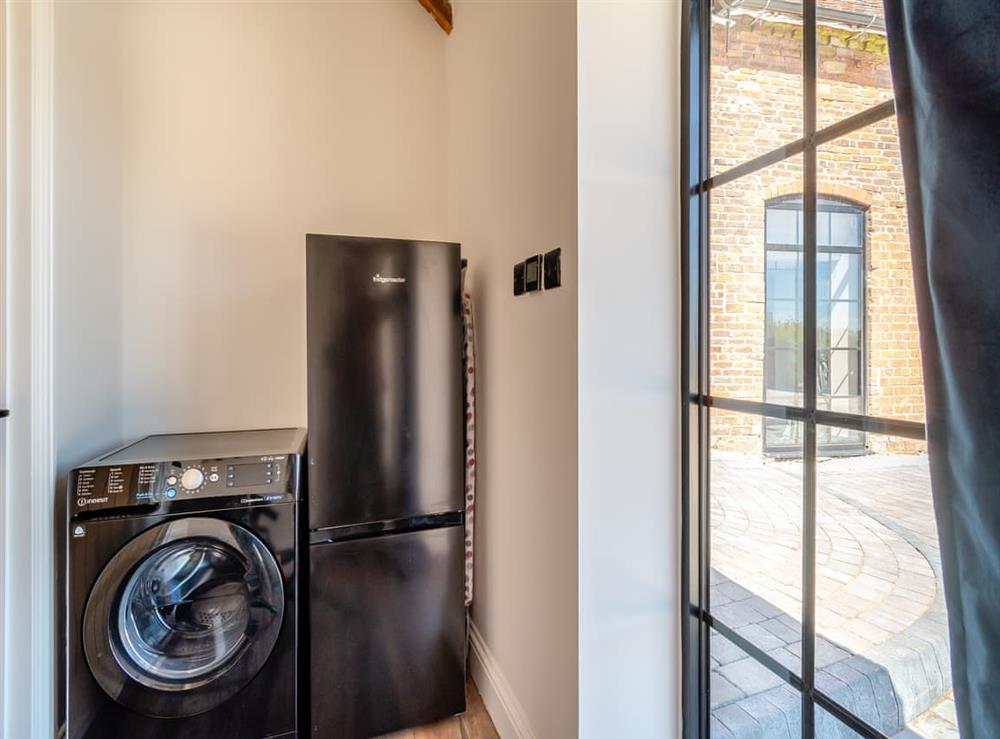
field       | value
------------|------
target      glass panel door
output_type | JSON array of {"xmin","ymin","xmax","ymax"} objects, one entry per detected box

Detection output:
[{"xmin": 682, "ymin": 0, "xmax": 949, "ymax": 732}]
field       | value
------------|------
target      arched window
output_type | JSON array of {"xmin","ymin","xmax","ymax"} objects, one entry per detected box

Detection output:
[{"xmin": 764, "ymin": 195, "xmax": 866, "ymax": 455}]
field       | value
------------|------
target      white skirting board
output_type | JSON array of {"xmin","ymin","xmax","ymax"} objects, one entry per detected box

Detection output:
[{"xmin": 468, "ymin": 621, "xmax": 537, "ymax": 739}]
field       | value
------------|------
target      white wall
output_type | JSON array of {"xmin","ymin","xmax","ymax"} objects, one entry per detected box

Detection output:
[
  {"xmin": 53, "ymin": 2, "xmax": 126, "ymax": 732},
  {"xmin": 446, "ymin": 2, "xmax": 579, "ymax": 737},
  {"xmin": 117, "ymin": 0, "xmax": 449, "ymax": 437},
  {"xmin": 55, "ymin": 0, "xmax": 124, "ymax": 476},
  {"xmin": 578, "ymin": 2, "xmax": 681, "ymax": 737}
]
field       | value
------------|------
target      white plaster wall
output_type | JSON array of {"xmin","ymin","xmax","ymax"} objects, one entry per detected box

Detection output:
[
  {"xmin": 577, "ymin": 2, "xmax": 682, "ymax": 736},
  {"xmin": 52, "ymin": 3, "xmax": 127, "ymax": 732},
  {"xmin": 446, "ymin": 2, "xmax": 579, "ymax": 736},
  {"xmin": 54, "ymin": 0, "xmax": 124, "ymax": 477},
  {"xmin": 117, "ymin": 0, "xmax": 449, "ymax": 438}
]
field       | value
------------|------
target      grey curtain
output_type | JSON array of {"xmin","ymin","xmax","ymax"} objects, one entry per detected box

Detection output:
[{"xmin": 883, "ymin": 2, "xmax": 1000, "ymax": 737}]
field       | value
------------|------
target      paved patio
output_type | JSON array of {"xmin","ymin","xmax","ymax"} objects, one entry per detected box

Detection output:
[{"xmin": 709, "ymin": 451, "xmax": 957, "ymax": 738}]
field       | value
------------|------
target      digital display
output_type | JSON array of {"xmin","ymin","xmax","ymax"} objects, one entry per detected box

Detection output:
[{"xmin": 227, "ymin": 462, "xmax": 275, "ymax": 487}]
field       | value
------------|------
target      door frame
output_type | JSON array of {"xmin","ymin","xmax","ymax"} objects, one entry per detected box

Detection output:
[
  {"xmin": 1, "ymin": 1, "xmax": 56, "ymax": 736},
  {"xmin": 0, "ymin": 1, "xmax": 6, "ymax": 731},
  {"xmin": 679, "ymin": 0, "xmax": 928, "ymax": 736}
]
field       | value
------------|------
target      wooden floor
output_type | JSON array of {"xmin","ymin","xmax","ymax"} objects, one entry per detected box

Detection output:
[{"xmin": 381, "ymin": 678, "xmax": 499, "ymax": 739}]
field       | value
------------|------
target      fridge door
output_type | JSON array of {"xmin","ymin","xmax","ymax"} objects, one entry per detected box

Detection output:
[
  {"xmin": 306, "ymin": 235, "xmax": 464, "ymax": 530},
  {"xmin": 308, "ymin": 525, "xmax": 467, "ymax": 738}
]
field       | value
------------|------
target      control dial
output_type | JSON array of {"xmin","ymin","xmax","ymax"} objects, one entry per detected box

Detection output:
[{"xmin": 181, "ymin": 468, "xmax": 205, "ymax": 491}]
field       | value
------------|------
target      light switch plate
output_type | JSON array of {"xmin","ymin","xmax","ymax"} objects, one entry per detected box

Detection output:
[
  {"xmin": 543, "ymin": 248, "xmax": 561, "ymax": 290},
  {"xmin": 513, "ymin": 262, "xmax": 525, "ymax": 296}
]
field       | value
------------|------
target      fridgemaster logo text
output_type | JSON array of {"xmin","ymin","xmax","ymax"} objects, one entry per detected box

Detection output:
[{"xmin": 373, "ymin": 273, "xmax": 406, "ymax": 284}]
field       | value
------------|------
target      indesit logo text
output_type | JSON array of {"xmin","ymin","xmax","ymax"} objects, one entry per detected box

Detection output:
[{"xmin": 372, "ymin": 273, "xmax": 406, "ymax": 284}]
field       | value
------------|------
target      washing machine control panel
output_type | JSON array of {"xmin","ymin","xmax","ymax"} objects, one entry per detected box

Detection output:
[{"xmin": 70, "ymin": 454, "xmax": 296, "ymax": 515}]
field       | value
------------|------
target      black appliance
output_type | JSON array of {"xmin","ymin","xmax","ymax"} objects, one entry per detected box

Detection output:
[
  {"xmin": 66, "ymin": 428, "xmax": 305, "ymax": 739},
  {"xmin": 305, "ymin": 234, "xmax": 467, "ymax": 738}
]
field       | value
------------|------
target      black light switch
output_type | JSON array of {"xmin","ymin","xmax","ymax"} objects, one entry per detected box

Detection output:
[
  {"xmin": 543, "ymin": 248, "xmax": 561, "ymax": 290},
  {"xmin": 513, "ymin": 262, "xmax": 525, "ymax": 296}
]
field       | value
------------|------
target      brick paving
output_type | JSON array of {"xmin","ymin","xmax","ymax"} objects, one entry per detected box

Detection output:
[
  {"xmin": 709, "ymin": 451, "xmax": 958, "ymax": 738},
  {"xmin": 903, "ymin": 693, "xmax": 959, "ymax": 739}
]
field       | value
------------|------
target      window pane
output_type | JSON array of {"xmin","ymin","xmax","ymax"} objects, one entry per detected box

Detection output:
[
  {"xmin": 815, "ymin": 704, "xmax": 866, "ymax": 738},
  {"xmin": 766, "ymin": 251, "xmax": 799, "ymax": 301},
  {"xmin": 818, "ymin": 116, "xmax": 924, "ymax": 424},
  {"xmin": 767, "ymin": 208, "xmax": 799, "ymax": 246},
  {"xmin": 817, "ymin": 253, "xmax": 831, "ymax": 303},
  {"xmin": 710, "ymin": 3, "xmax": 803, "ymax": 173},
  {"xmin": 828, "ymin": 301, "xmax": 860, "ymax": 349},
  {"xmin": 711, "ymin": 158, "xmax": 803, "ymax": 405},
  {"xmin": 768, "ymin": 298, "xmax": 800, "ymax": 337},
  {"xmin": 711, "ymin": 627, "xmax": 802, "ymax": 739},
  {"xmin": 816, "ymin": 2, "xmax": 893, "ymax": 130},
  {"xmin": 819, "ymin": 417, "xmax": 864, "ymax": 449},
  {"xmin": 817, "ymin": 211, "xmax": 832, "ymax": 247},
  {"xmin": 711, "ymin": 409, "xmax": 802, "ymax": 670},
  {"xmin": 827, "ymin": 349, "xmax": 860, "ymax": 396},
  {"xmin": 830, "ymin": 210, "xmax": 863, "ymax": 247},
  {"xmin": 815, "ymin": 432, "xmax": 958, "ymax": 738},
  {"xmin": 818, "ymin": 258, "xmax": 862, "ymax": 339},
  {"xmin": 828, "ymin": 253, "xmax": 861, "ymax": 302}
]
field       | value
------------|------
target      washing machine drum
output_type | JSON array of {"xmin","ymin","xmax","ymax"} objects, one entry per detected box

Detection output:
[{"xmin": 82, "ymin": 517, "xmax": 285, "ymax": 718}]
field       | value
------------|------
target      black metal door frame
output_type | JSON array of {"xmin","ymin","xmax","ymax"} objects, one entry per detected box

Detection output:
[{"xmin": 679, "ymin": 2, "xmax": 926, "ymax": 737}]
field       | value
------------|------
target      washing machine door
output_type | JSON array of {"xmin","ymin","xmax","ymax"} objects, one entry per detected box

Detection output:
[{"xmin": 82, "ymin": 517, "xmax": 285, "ymax": 718}]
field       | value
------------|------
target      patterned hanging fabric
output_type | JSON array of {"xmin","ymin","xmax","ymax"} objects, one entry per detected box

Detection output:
[{"xmin": 462, "ymin": 266, "xmax": 477, "ymax": 606}]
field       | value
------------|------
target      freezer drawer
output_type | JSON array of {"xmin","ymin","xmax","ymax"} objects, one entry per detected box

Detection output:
[{"xmin": 308, "ymin": 524, "xmax": 467, "ymax": 738}]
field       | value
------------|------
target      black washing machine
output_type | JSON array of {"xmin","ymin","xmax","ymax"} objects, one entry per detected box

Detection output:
[{"xmin": 66, "ymin": 428, "xmax": 305, "ymax": 739}]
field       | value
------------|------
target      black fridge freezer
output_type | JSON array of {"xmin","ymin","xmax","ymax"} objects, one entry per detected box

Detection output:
[{"xmin": 305, "ymin": 234, "xmax": 467, "ymax": 738}]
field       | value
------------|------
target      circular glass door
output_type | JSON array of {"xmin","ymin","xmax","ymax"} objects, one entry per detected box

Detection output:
[{"xmin": 83, "ymin": 518, "xmax": 285, "ymax": 718}]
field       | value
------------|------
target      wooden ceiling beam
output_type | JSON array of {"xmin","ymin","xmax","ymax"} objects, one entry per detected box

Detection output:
[{"xmin": 418, "ymin": 0, "xmax": 453, "ymax": 34}]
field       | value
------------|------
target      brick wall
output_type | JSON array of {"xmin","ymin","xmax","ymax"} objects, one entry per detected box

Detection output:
[{"xmin": 709, "ymin": 14, "xmax": 925, "ymax": 455}]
